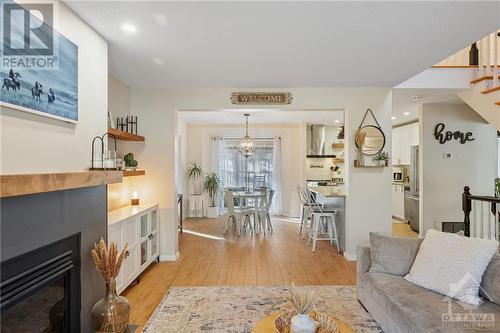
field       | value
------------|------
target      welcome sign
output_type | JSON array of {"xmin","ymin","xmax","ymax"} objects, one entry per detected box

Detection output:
[{"xmin": 231, "ymin": 92, "xmax": 293, "ymax": 105}]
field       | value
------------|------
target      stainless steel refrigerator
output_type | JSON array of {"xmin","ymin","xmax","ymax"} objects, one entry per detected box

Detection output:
[{"xmin": 405, "ymin": 145, "xmax": 419, "ymax": 232}]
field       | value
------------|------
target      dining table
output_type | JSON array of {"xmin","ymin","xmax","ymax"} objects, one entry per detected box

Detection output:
[{"xmin": 232, "ymin": 191, "xmax": 266, "ymax": 207}]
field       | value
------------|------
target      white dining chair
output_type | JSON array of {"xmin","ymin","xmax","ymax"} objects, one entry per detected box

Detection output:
[
  {"xmin": 304, "ymin": 188, "xmax": 339, "ymax": 253},
  {"xmin": 223, "ymin": 189, "xmax": 254, "ymax": 236},
  {"xmin": 256, "ymin": 189, "xmax": 274, "ymax": 234}
]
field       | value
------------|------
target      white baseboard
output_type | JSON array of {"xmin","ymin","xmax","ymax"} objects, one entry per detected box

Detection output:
[
  {"xmin": 160, "ymin": 252, "xmax": 180, "ymax": 261},
  {"xmin": 343, "ymin": 252, "xmax": 357, "ymax": 261}
]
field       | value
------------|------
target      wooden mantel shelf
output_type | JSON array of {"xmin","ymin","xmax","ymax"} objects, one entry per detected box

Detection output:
[{"xmin": 0, "ymin": 171, "xmax": 122, "ymax": 198}]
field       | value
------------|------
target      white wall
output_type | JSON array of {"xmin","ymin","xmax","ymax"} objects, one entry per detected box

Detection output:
[
  {"xmin": 420, "ymin": 103, "xmax": 497, "ymax": 233},
  {"xmin": 129, "ymin": 88, "xmax": 392, "ymax": 260},
  {"xmin": 0, "ymin": 2, "xmax": 108, "ymax": 173},
  {"xmin": 108, "ymin": 74, "xmax": 130, "ymax": 121},
  {"xmin": 184, "ymin": 123, "xmax": 302, "ymax": 217}
]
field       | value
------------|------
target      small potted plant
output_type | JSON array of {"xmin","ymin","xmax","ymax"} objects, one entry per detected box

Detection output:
[
  {"xmin": 186, "ymin": 162, "xmax": 204, "ymax": 215},
  {"xmin": 203, "ymin": 172, "xmax": 221, "ymax": 218},
  {"xmin": 373, "ymin": 151, "xmax": 390, "ymax": 167}
]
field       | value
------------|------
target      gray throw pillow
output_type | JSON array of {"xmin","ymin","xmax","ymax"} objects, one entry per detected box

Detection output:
[
  {"xmin": 369, "ymin": 232, "xmax": 423, "ymax": 276},
  {"xmin": 480, "ymin": 253, "xmax": 500, "ymax": 306}
]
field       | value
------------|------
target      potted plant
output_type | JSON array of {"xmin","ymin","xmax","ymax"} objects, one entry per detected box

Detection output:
[
  {"xmin": 372, "ymin": 151, "xmax": 390, "ymax": 166},
  {"xmin": 186, "ymin": 162, "xmax": 204, "ymax": 216},
  {"xmin": 203, "ymin": 172, "xmax": 221, "ymax": 218}
]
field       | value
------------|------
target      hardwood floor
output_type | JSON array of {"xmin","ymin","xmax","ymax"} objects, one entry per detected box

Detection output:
[
  {"xmin": 122, "ymin": 215, "xmax": 356, "ymax": 331},
  {"xmin": 392, "ymin": 219, "xmax": 419, "ymax": 238}
]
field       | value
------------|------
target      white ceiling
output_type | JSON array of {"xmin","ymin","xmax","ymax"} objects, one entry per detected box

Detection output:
[
  {"xmin": 178, "ymin": 109, "xmax": 344, "ymax": 125},
  {"xmin": 65, "ymin": 1, "xmax": 500, "ymax": 88},
  {"xmin": 392, "ymin": 88, "xmax": 464, "ymax": 126}
]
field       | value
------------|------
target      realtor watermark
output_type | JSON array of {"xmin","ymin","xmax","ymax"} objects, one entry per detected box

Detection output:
[
  {"xmin": 441, "ymin": 273, "xmax": 496, "ymax": 330},
  {"xmin": 1, "ymin": 0, "xmax": 59, "ymax": 70}
]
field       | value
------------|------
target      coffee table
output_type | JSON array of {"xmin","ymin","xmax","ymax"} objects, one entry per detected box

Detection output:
[{"xmin": 252, "ymin": 312, "xmax": 355, "ymax": 333}]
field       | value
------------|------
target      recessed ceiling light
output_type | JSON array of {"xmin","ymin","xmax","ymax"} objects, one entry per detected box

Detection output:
[
  {"xmin": 334, "ymin": 119, "xmax": 340, "ymax": 123},
  {"xmin": 122, "ymin": 23, "xmax": 137, "ymax": 33},
  {"xmin": 403, "ymin": 112, "xmax": 410, "ymax": 116},
  {"xmin": 391, "ymin": 116, "xmax": 397, "ymax": 120}
]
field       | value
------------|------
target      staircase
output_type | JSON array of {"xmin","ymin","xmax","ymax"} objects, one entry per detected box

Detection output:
[
  {"xmin": 458, "ymin": 70, "xmax": 500, "ymax": 129},
  {"xmin": 433, "ymin": 30, "xmax": 500, "ymax": 129}
]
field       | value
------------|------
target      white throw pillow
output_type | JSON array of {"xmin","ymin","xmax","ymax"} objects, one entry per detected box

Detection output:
[{"xmin": 405, "ymin": 229, "xmax": 498, "ymax": 305}]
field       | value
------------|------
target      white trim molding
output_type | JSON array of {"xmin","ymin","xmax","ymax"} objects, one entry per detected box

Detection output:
[
  {"xmin": 343, "ymin": 252, "xmax": 357, "ymax": 261},
  {"xmin": 160, "ymin": 252, "xmax": 180, "ymax": 262}
]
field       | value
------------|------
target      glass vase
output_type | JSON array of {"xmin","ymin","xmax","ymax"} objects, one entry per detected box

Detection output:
[{"xmin": 91, "ymin": 280, "xmax": 130, "ymax": 333}]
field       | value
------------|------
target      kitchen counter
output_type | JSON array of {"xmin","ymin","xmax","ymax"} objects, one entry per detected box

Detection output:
[
  {"xmin": 307, "ymin": 186, "xmax": 345, "ymax": 197},
  {"xmin": 393, "ymin": 182, "xmax": 410, "ymax": 188}
]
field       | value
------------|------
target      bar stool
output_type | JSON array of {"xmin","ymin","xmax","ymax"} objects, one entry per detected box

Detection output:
[
  {"xmin": 304, "ymin": 188, "xmax": 339, "ymax": 253},
  {"xmin": 297, "ymin": 186, "xmax": 311, "ymax": 238}
]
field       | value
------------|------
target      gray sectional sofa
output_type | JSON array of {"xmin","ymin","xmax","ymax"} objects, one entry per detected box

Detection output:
[{"xmin": 357, "ymin": 243, "xmax": 500, "ymax": 333}]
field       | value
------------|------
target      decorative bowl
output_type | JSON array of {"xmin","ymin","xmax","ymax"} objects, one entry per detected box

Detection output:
[{"xmin": 275, "ymin": 311, "xmax": 340, "ymax": 333}]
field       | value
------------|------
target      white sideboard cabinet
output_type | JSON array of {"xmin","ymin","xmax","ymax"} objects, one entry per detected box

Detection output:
[{"xmin": 108, "ymin": 203, "xmax": 159, "ymax": 294}]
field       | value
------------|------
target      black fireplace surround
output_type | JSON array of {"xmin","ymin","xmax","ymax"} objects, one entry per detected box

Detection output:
[
  {"xmin": 1, "ymin": 234, "xmax": 81, "ymax": 332},
  {"xmin": 0, "ymin": 185, "xmax": 108, "ymax": 332}
]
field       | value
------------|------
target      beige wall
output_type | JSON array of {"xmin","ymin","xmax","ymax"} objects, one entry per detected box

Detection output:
[
  {"xmin": 0, "ymin": 2, "xmax": 108, "ymax": 174},
  {"xmin": 129, "ymin": 87, "xmax": 393, "ymax": 260},
  {"xmin": 420, "ymin": 103, "xmax": 498, "ymax": 234},
  {"xmin": 108, "ymin": 74, "xmax": 130, "ymax": 121}
]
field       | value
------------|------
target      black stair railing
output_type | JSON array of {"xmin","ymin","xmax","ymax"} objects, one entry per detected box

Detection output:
[{"xmin": 462, "ymin": 186, "xmax": 500, "ymax": 239}]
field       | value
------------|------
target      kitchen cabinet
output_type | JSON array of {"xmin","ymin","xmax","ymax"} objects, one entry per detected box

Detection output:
[
  {"xmin": 392, "ymin": 122, "xmax": 419, "ymax": 165},
  {"xmin": 108, "ymin": 203, "xmax": 159, "ymax": 294},
  {"xmin": 392, "ymin": 184, "xmax": 405, "ymax": 220}
]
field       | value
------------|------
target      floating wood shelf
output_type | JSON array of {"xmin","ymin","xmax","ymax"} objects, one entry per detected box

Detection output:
[
  {"xmin": 332, "ymin": 158, "xmax": 345, "ymax": 164},
  {"xmin": 331, "ymin": 143, "xmax": 345, "ymax": 149},
  {"xmin": 495, "ymin": 101, "xmax": 500, "ymax": 106},
  {"xmin": 107, "ymin": 128, "xmax": 145, "ymax": 142},
  {"xmin": 123, "ymin": 170, "xmax": 145, "ymax": 177},
  {"xmin": 354, "ymin": 160, "xmax": 388, "ymax": 168},
  {"xmin": 481, "ymin": 86, "xmax": 500, "ymax": 95},
  {"xmin": 0, "ymin": 171, "xmax": 122, "ymax": 198}
]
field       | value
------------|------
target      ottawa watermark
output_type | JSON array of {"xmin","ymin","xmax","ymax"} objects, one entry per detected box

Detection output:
[
  {"xmin": 1, "ymin": 0, "xmax": 59, "ymax": 71},
  {"xmin": 441, "ymin": 273, "xmax": 496, "ymax": 329}
]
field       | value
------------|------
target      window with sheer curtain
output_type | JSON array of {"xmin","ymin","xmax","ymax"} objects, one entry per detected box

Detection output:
[{"xmin": 212, "ymin": 137, "xmax": 282, "ymax": 214}]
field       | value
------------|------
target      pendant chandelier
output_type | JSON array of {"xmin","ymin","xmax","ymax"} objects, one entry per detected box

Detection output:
[{"xmin": 234, "ymin": 113, "xmax": 255, "ymax": 158}]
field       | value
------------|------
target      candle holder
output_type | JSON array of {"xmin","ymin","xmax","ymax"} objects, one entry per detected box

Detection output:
[{"xmin": 131, "ymin": 191, "xmax": 139, "ymax": 206}]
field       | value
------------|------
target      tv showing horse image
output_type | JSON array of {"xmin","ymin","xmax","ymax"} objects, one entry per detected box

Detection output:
[{"xmin": 0, "ymin": 0, "xmax": 78, "ymax": 122}]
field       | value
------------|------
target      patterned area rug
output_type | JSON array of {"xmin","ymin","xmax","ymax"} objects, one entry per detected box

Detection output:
[{"xmin": 142, "ymin": 286, "xmax": 382, "ymax": 333}]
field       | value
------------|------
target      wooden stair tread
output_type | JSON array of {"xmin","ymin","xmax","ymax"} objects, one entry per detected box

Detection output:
[
  {"xmin": 471, "ymin": 76, "xmax": 500, "ymax": 84},
  {"xmin": 481, "ymin": 86, "xmax": 500, "ymax": 94}
]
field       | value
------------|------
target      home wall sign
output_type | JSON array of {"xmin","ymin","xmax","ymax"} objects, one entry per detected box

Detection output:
[
  {"xmin": 230, "ymin": 92, "xmax": 292, "ymax": 105},
  {"xmin": 434, "ymin": 123, "xmax": 475, "ymax": 144}
]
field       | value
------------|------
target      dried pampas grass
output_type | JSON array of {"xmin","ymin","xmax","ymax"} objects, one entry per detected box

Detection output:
[
  {"xmin": 287, "ymin": 284, "xmax": 316, "ymax": 315},
  {"xmin": 355, "ymin": 130, "xmax": 367, "ymax": 149},
  {"xmin": 91, "ymin": 238, "xmax": 127, "ymax": 283}
]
